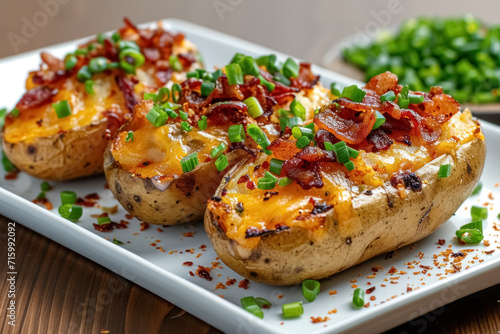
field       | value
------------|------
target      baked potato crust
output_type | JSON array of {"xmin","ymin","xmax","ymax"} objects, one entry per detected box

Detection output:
[
  {"xmin": 2, "ymin": 120, "xmax": 109, "ymax": 181},
  {"xmin": 204, "ymin": 137, "xmax": 486, "ymax": 285}
]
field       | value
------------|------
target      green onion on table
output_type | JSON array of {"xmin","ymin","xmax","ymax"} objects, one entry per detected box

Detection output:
[{"xmin": 342, "ymin": 15, "xmax": 500, "ymax": 104}]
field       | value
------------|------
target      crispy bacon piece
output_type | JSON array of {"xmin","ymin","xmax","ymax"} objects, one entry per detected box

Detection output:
[
  {"xmin": 205, "ymin": 101, "xmax": 248, "ymax": 125},
  {"xmin": 177, "ymin": 53, "xmax": 196, "ymax": 68},
  {"xmin": 40, "ymin": 52, "xmax": 64, "ymax": 71},
  {"xmin": 16, "ymin": 86, "xmax": 55, "ymax": 111},
  {"xmin": 367, "ymin": 128, "xmax": 393, "ymax": 151},
  {"xmin": 314, "ymin": 129, "xmax": 340, "ymax": 149},
  {"xmin": 314, "ymin": 103, "xmax": 376, "ymax": 145},
  {"xmin": 290, "ymin": 63, "xmax": 320, "ymax": 89},
  {"xmin": 282, "ymin": 157, "xmax": 323, "ymax": 190},
  {"xmin": 295, "ymin": 146, "xmax": 336, "ymax": 162},
  {"xmin": 311, "ymin": 202, "xmax": 334, "ymax": 215},
  {"xmin": 390, "ymin": 171, "xmax": 422, "ymax": 192},
  {"xmin": 400, "ymin": 109, "xmax": 441, "ymax": 143},
  {"xmin": 116, "ymin": 75, "xmax": 138, "ymax": 112},
  {"xmin": 411, "ymin": 87, "xmax": 460, "ymax": 124},
  {"xmin": 364, "ymin": 71, "xmax": 398, "ymax": 95},
  {"xmin": 228, "ymin": 142, "xmax": 257, "ymax": 157},
  {"xmin": 267, "ymin": 138, "xmax": 301, "ymax": 160}
]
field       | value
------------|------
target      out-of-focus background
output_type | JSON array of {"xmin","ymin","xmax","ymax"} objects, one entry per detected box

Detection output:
[{"xmin": 1, "ymin": 0, "xmax": 498, "ymax": 63}]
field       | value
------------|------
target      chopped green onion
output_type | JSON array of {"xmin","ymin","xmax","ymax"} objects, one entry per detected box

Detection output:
[
  {"xmin": 107, "ymin": 62, "xmax": 120, "ymax": 69},
  {"xmin": 145, "ymin": 106, "xmax": 168, "ymax": 127},
  {"xmin": 97, "ymin": 33, "xmax": 105, "ymax": 44},
  {"xmin": 60, "ymin": 190, "xmax": 77, "ymax": 205},
  {"xmin": 111, "ymin": 32, "xmax": 121, "ymax": 42},
  {"xmin": 279, "ymin": 116, "xmax": 302, "ymax": 132},
  {"xmin": 178, "ymin": 111, "xmax": 188, "ymax": 121},
  {"xmin": 409, "ymin": 93, "xmax": 424, "ymax": 104},
  {"xmin": 341, "ymin": 85, "xmax": 366, "ymax": 102},
  {"xmin": 117, "ymin": 41, "xmax": 140, "ymax": 52},
  {"xmin": 460, "ymin": 220, "xmax": 483, "ymax": 233},
  {"xmin": 400, "ymin": 85, "xmax": 409, "ymax": 99},
  {"xmin": 77, "ymin": 65, "xmax": 92, "ymax": 82},
  {"xmin": 125, "ymin": 131, "xmax": 134, "ymax": 143},
  {"xmin": 88, "ymin": 57, "xmax": 108, "ymax": 74},
  {"xmin": 201, "ymin": 81, "xmax": 215, "ymax": 97},
  {"xmin": 181, "ymin": 121, "xmax": 192, "ymax": 132},
  {"xmin": 247, "ymin": 124, "xmax": 271, "ymax": 154},
  {"xmin": 243, "ymin": 96, "xmax": 264, "ymax": 118},
  {"xmin": 10, "ymin": 108, "xmax": 20, "ymax": 118},
  {"xmin": 239, "ymin": 56, "xmax": 260, "ymax": 76},
  {"xmin": 282, "ymin": 302, "xmax": 303, "ymax": 318},
  {"xmin": 332, "ymin": 141, "xmax": 350, "ymax": 164},
  {"xmin": 257, "ymin": 177, "xmax": 277, "ymax": 190},
  {"xmin": 255, "ymin": 297, "xmax": 272, "ymax": 309},
  {"xmin": 169, "ymin": 55, "xmax": 183, "ymax": 72},
  {"xmin": 348, "ymin": 147, "xmax": 359, "ymax": 159},
  {"xmin": 97, "ymin": 216, "xmax": 111, "ymax": 225},
  {"xmin": 398, "ymin": 94, "xmax": 410, "ymax": 108},
  {"xmin": 291, "ymin": 126, "xmax": 314, "ymax": 140},
  {"xmin": 283, "ymin": 57, "xmax": 299, "ymax": 78},
  {"xmin": 228, "ymin": 124, "xmax": 245, "ymax": 143},
  {"xmin": 187, "ymin": 71, "xmax": 199, "ymax": 79},
  {"xmin": 171, "ymin": 84, "xmax": 182, "ymax": 103},
  {"xmin": 53, "ymin": 100, "xmax": 72, "ymax": 118},
  {"xmin": 212, "ymin": 69, "xmax": 223, "ymax": 81},
  {"xmin": 471, "ymin": 206, "xmax": 488, "ymax": 220},
  {"xmin": 230, "ymin": 53, "xmax": 245, "ymax": 64},
  {"xmin": 273, "ymin": 72, "xmax": 291, "ymax": 86},
  {"xmin": 330, "ymin": 82, "xmax": 341, "ymax": 96},
  {"xmin": 165, "ymin": 108, "xmax": 178, "ymax": 119},
  {"xmin": 344, "ymin": 161, "xmax": 356, "ymax": 172},
  {"xmin": 40, "ymin": 181, "xmax": 52, "ymax": 192},
  {"xmin": 258, "ymin": 75, "xmax": 275, "ymax": 92},
  {"xmin": 302, "ymin": 279, "xmax": 320, "ymax": 302},
  {"xmin": 180, "ymin": 152, "xmax": 199, "ymax": 173},
  {"xmin": 471, "ymin": 182, "xmax": 482, "ymax": 196},
  {"xmin": 352, "ymin": 288, "xmax": 365, "ymax": 309},
  {"xmin": 278, "ymin": 177, "xmax": 294, "ymax": 187},
  {"xmin": 1, "ymin": 152, "xmax": 15, "ymax": 172},
  {"xmin": 85, "ymin": 80, "xmax": 95, "ymax": 95},
  {"xmin": 112, "ymin": 239, "xmax": 124, "ymax": 245},
  {"xmin": 269, "ymin": 158, "xmax": 284, "ymax": 176},
  {"xmin": 87, "ymin": 43, "xmax": 96, "ymax": 51},
  {"xmin": 456, "ymin": 228, "xmax": 484, "ymax": 244},
  {"xmin": 240, "ymin": 296, "xmax": 263, "ymax": 319},
  {"xmin": 256, "ymin": 54, "xmax": 280, "ymax": 74},
  {"xmin": 119, "ymin": 48, "xmax": 145, "ymax": 72},
  {"xmin": 74, "ymin": 48, "xmax": 88, "ymax": 56},
  {"xmin": 324, "ymin": 142, "xmax": 334, "ymax": 151},
  {"xmin": 225, "ymin": 63, "xmax": 244, "ymax": 85},
  {"xmin": 380, "ymin": 90, "xmax": 396, "ymax": 102},
  {"xmin": 198, "ymin": 115, "xmax": 208, "ymax": 130},
  {"xmin": 372, "ymin": 111, "xmax": 386, "ymax": 130},
  {"xmin": 58, "ymin": 204, "xmax": 83, "ymax": 222},
  {"xmin": 290, "ymin": 99, "xmax": 306, "ymax": 121},
  {"xmin": 438, "ymin": 164, "xmax": 452, "ymax": 178},
  {"xmin": 64, "ymin": 55, "xmax": 78, "ymax": 70},
  {"xmin": 36, "ymin": 192, "xmax": 46, "ymax": 200},
  {"xmin": 210, "ymin": 143, "xmax": 227, "ymax": 159},
  {"xmin": 157, "ymin": 87, "xmax": 170, "ymax": 102},
  {"xmin": 215, "ymin": 155, "xmax": 229, "ymax": 171},
  {"xmin": 296, "ymin": 136, "xmax": 310, "ymax": 149},
  {"xmin": 144, "ymin": 93, "xmax": 158, "ymax": 101}
]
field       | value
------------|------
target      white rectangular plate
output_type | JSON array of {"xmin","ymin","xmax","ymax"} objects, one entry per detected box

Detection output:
[{"xmin": 0, "ymin": 19, "xmax": 499, "ymax": 334}]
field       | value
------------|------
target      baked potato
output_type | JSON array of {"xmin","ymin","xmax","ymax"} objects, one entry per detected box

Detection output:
[
  {"xmin": 205, "ymin": 72, "xmax": 486, "ymax": 285},
  {"xmin": 2, "ymin": 18, "xmax": 201, "ymax": 181},
  {"xmin": 104, "ymin": 58, "xmax": 333, "ymax": 225}
]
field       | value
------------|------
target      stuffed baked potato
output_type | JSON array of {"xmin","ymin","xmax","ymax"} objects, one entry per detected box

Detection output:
[
  {"xmin": 2, "ymin": 18, "xmax": 201, "ymax": 181},
  {"xmin": 205, "ymin": 72, "xmax": 486, "ymax": 285},
  {"xmin": 104, "ymin": 56, "xmax": 332, "ymax": 225}
]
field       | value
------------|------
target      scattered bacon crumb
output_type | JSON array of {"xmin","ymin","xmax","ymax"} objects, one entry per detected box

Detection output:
[
  {"xmin": 157, "ymin": 228, "xmax": 163, "ymax": 232},
  {"xmin": 32, "ymin": 198, "xmax": 53, "ymax": 210},
  {"xmin": 277, "ymin": 294, "xmax": 284, "ymax": 299},
  {"xmin": 150, "ymin": 243, "xmax": 157, "ymax": 247},
  {"xmin": 366, "ymin": 287, "xmax": 376, "ymax": 294},
  {"xmin": 215, "ymin": 282, "xmax": 226, "ymax": 290},
  {"xmin": 238, "ymin": 279, "xmax": 250, "ymax": 289},
  {"xmin": 100, "ymin": 330, "xmax": 110, "ymax": 334},
  {"xmin": 199, "ymin": 244, "xmax": 207, "ymax": 250},
  {"xmin": 157, "ymin": 246, "xmax": 165, "ymax": 253},
  {"xmin": 182, "ymin": 231, "xmax": 195, "ymax": 237},
  {"xmin": 488, "ymin": 192, "xmax": 494, "ymax": 200},
  {"xmin": 211, "ymin": 261, "xmax": 221, "ymax": 269},
  {"xmin": 226, "ymin": 278, "xmax": 237, "ymax": 286},
  {"xmin": 438, "ymin": 239, "xmax": 446, "ymax": 245},
  {"xmin": 407, "ymin": 287, "xmax": 413, "ymax": 292},
  {"xmin": 370, "ymin": 296, "xmax": 376, "ymax": 301},
  {"xmin": 195, "ymin": 253, "xmax": 202, "ymax": 258},
  {"xmin": 381, "ymin": 284, "xmax": 386, "ymax": 287},
  {"xmin": 388, "ymin": 266, "xmax": 397, "ymax": 274},
  {"xmin": 367, "ymin": 275, "xmax": 376, "ymax": 279},
  {"xmin": 311, "ymin": 316, "xmax": 330, "ymax": 323},
  {"xmin": 328, "ymin": 290, "xmax": 337, "ymax": 295},
  {"xmin": 364, "ymin": 303, "xmax": 370, "ymax": 308},
  {"xmin": 183, "ymin": 262, "xmax": 193, "ymax": 266},
  {"xmin": 328, "ymin": 309, "xmax": 337, "ymax": 314},
  {"xmin": 351, "ymin": 284, "xmax": 358, "ymax": 288},
  {"xmin": 133, "ymin": 233, "xmax": 139, "ymax": 236},
  {"xmin": 484, "ymin": 240, "xmax": 490, "ymax": 247},
  {"xmin": 5, "ymin": 171, "xmax": 19, "ymax": 180},
  {"xmin": 140, "ymin": 222, "xmax": 150, "ymax": 231},
  {"xmin": 350, "ymin": 279, "xmax": 357, "ymax": 283},
  {"xmin": 485, "ymin": 250, "xmax": 495, "ymax": 255},
  {"xmin": 189, "ymin": 271, "xmax": 194, "ymax": 276},
  {"xmin": 196, "ymin": 266, "xmax": 212, "ymax": 281},
  {"xmin": 125, "ymin": 214, "xmax": 134, "ymax": 219}
]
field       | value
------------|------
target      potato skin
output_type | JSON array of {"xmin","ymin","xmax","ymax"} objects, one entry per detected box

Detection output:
[
  {"xmin": 104, "ymin": 146, "xmax": 247, "ymax": 225},
  {"xmin": 2, "ymin": 120, "xmax": 109, "ymax": 181},
  {"xmin": 204, "ymin": 138, "xmax": 486, "ymax": 285}
]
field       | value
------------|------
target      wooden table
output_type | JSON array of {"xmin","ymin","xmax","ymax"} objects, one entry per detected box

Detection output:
[{"xmin": 1, "ymin": 216, "xmax": 499, "ymax": 333}]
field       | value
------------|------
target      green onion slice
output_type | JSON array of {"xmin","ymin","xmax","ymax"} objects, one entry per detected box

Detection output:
[
  {"xmin": 247, "ymin": 124, "xmax": 271, "ymax": 154},
  {"xmin": 372, "ymin": 111, "xmax": 386, "ymax": 130},
  {"xmin": 283, "ymin": 57, "xmax": 299, "ymax": 78},
  {"xmin": 380, "ymin": 90, "xmax": 396, "ymax": 102},
  {"xmin": 201, "ymin": 81, "xmax": 215, "ymax": 97},
  {"xmin": 169, "ymin": 55, "xmax": 183, "ymax": 72},
  {"xmin": 278, "ymin": 177, "xmax": 294, "ymax": 187},
  {"xmin": 257, "ymin": 177, "xmax": 277, "ymax": 190},
  {"xmin": 239, "ymin": 56, "xmax": 260, "ymax": 76},
  {"xmin": 77, "ymin": 65, "xmax": 92, "ymax": 82},
  {"xmin": 344, "ymin": 160, "xmax": 356, "ymax": 172},
  {"xmin": 88, "ymin": 57, "xmax": 108, "ymax": 74},
  {"xmin": 255, "ymin": 297, "xmax": 272, "ymax": 309},
  {"xmin": 269, "ymin": 158, "xmax": 284, "ymax": 176},
  {"xmin": 352, "ymin": 288, "xmax": 365, "ymax": 309},
  {"xmin": 296, "ymin": 136, "xmax": 310, "ymax": 149},
  {"xmin": 58, "ymin": 204, "xmax": 83, "ymax": 222},
  {"xmin": 243, "ymin": 96, "xmax": 264, "ymax": 118},
  {"xmin": 197, "ymin": 115, "xmax": 208, "ymax": 130},
  {"xmin": 187, "ymin": 71, "xmax": 199, "ymax": 79},
  {"xmin": 181, "ymin": 121, "xmax": 192, "ymax": 132},
  {"xmin": 40, "ymin": 181, "xmax": 52, "ymax": 192},
  {"xmin": 60, "ymin": 190, "xmax": 77, "ymax": 205},
  {"xmin": 85, "ymin": 80, "xmax": 95, "ymax": 95},
  {"xmin": 97, "ymin": 216, "xmax": 111, "ymax": 225},
  {"xmin": 280, "ymin": 116, "xmax": 302, "ymax": 132},
  {"xmin": 290, "ymin": 99, "xmax": 306, "ymax": 121},
  {"xmin": 53, "ymin": 100, "xmax": 72, "ymax": 118},
  {"xmin": 341, "ymin": 85, "xmax": 366, "ymax": 102},
  {"xmin": 1, "ymin": 152, "xmax": 15, "ymax": 172},
  {"xmin": 171, "ymin": 83, "xmax": 182, "ymax": 103},
  {"xmin": 470, "ymin": 182, "xmax": 482, "ymax": 196},
  {"xmin": 228, "ymin": 124, "xmax": 245, "ymax": 143},
  {"xmin": 10, "ymin": 108, "xmax": 20, "ymax": 118},
  {"xmin": 125, "ymin": 131, "xmax": 134, "ymax": 143},
  {"xmin": 64, "ymin": 55, "xmax": 78, "ymax": 70},
  {"xmin": 456, "ymin": 228, "xmax": 484, "ymax": 244},
  {"xmin": 240, "ymin": 296, "xmax": 264, "ymax": 319},
  {"xmin": 409, "ymin": 93, "xmax": 424, "ymax": 104},
  {"xmin": 438, "ymin": 164, "xmax": 452, "ymax": 178},
  {"xmin": 145, "ymin": 105, "xmax": 168, "ymax": 127},
  {"xmin": 225, "ymin": 63, "xmax": 244, "ymax": 85},
  {"xmin": 302, "ymin": 279, "xmax": 320, "ymax": 302},
  {"xmin": 258, "ymin": 75, "xmax": 275, "ymax": 92},
  {"xmin": 180, "ymin": 152, "xmax": 199, "ymax": 173},
  {"xmin": 282, "ymin": 302, "xmax": 303, "ymax": 318},
  {"xmin": 215, "ymin": 154, "xmax": 229, "ymax": 172},
  {"xmin": 471, "ymin": 206, "xmax": 488, "ymax": 220},
  {"xmin": 397, "ymin": 93, "xmax": 410, "ymax": 109},
  {"xmin": 330, "ymin": 82, "xmax": 341, "ymax": 96},
  {"xmin": 210, "ymin": 143, "xmax": 227, "ymax": 159},
  {"xmin": 460, "ymin": 220, "xmax": 483, "ymax": 233}
]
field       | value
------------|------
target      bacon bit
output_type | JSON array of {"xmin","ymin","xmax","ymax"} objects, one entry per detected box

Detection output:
[
  {"xmin": 150, "ymin": 243, "xmax": 157, "ymax": 247},
  {"xmin": 366, "ymin": 287, "xmax": 376, "ymax": 294},
  {"xmin": 419, "ymin": 265, "xmax": 432, "ymax": 270},
  {"xmin": 388, "ymin": 266, "xmax": 397, "ymax": 274},
  {"xmin": 196, "ymin": 266, "xmax": 212, "ymax": 281},
  {"xmin": 484, "ymin": 240, "xmax": 490, "ymax": 247},
  {"xmin": 246, "ymin": 181, "xmax": 256, "ymax": 190},
  {"xmin": 125, "ymin": 214, "xmax": 134, "ymax": 219},
  {"xmin": 132, "ymin": 233, "xmax": 139, "ymax": 236},
  {"xmin": 488, "ymin": 193, "xmax": 494, "ymax": 200},
  {"xmin": 183, "ymin": 262, "xmax": 193, "ymax": 266},
  {"xmin": 199, "ymin": 244, "xmax": 207, "ymax": 250},
  {"xmin": 370, "ymin": 296, "xmax": 376, "ymax": 301},
  {"xmin": 390, "ymin": 281, "xmax": 399, "ymax": 284},
  {"xmin": 350, "ymin": 279, "xmax": 357, "ymax": 283},
  {"xmin": 211, "ymin": 262, "xmax": 221, "ymax": 269},
  {"xmin": 438, "ymin": 239, "xmax": 446, "ymax": 245},
  {"xmin": 32, "ymin": 198, "xmax": 53, "ymax": 210},
  {"xmin": 329, "ymin": 290, "xmax": 337, "ymax": 295},
  {"xmin": 140, "ymin": 222, "xmax": 150, "ymax": 231},
  {"xmin": 189, "ymin": 271, "xmax": 195, "ymax": 276},
  {"xmin": 4, "ymin": 171, "xmax": 19, "ymax": 180},
  {"xmin": 238, "ymin": 279, "xmax": 250, "ymax": 289},
  {"xmin": 328, "ymin": 309, "xmax": 338, "ymax": 314},
  {"xmin": 226, "ymin": 278, "xmax": 237, "ymax": 286},
  {"xmin": 364, "ymin": 303, "xmax": 370, "ymax": 308},
  {"xmin": 351, "ymin": 284, "xmax": 358, "ymax": 288},
  {"xmin": 485, "ymin": 250, "xmax": 495, "ymax": 255},
  {"xmin": 100, "ymin": 330, "xmax": 110, "ymax": 334},
  {"xmin": 367, "ymin": 282, "xmax": 372, "ymax": 285},
  {"xmin": 75, "ymin": 197, "xmax": 96, "ymax": 207},
  {"xmin": 311, "ymin": 316, "xmax": 330, "ymax": 323},
  {"xmin": 84, "ymin": 193, "xmax": 100, "ymax": 200},
  {"xmin": 182, "ymin": 231, "xmax": 196, "ymax": 237},
  {"xmin": 215, "ymin": 282, "xmax": 226, "ymax": 290},
  {"xmin": 237, "ymin": 174, "xmax": 250, "ymax": 184},
  {"xmin": 277, "ymin": 295, "xmax": 284, "ymax": 299},
  {"xmin": 157, "ymin": 228, "xmax": 163, "ymax": 232}
]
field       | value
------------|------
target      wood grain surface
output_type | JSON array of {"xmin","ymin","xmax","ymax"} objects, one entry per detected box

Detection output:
[{"xmin": 0, "ymin": 216, "xmax": 499, "ymax": 334}]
